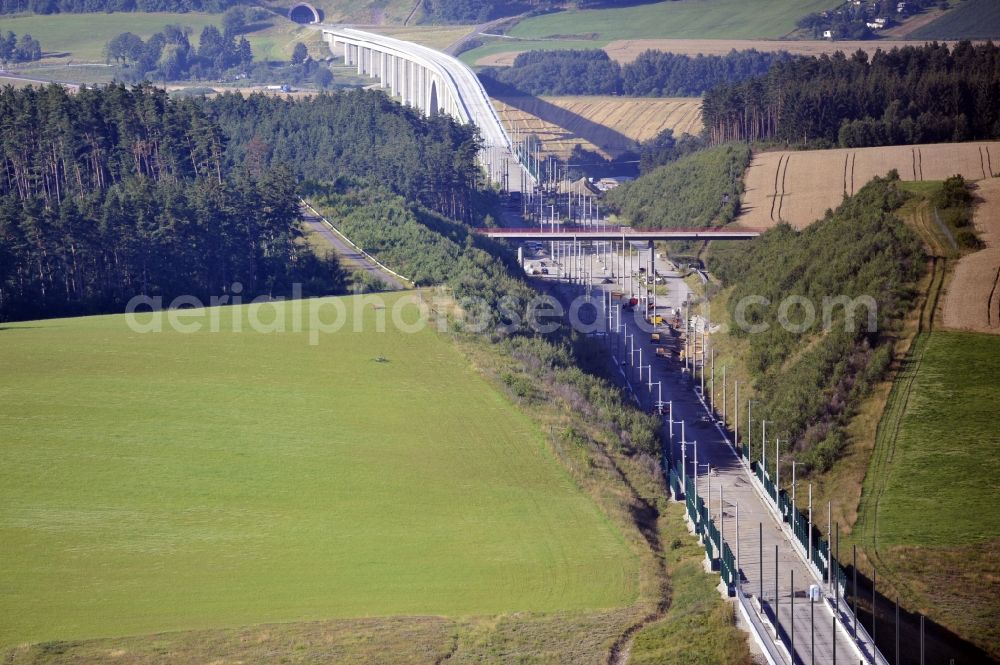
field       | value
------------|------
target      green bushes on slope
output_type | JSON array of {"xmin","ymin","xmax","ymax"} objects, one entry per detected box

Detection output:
[
  {"xmin": 605, "ymin": 144, "xmax": 750, "ymax": 229},
  {"xmin": 708, "ymin": 173, "xmax": 926, "ymax": 471}
]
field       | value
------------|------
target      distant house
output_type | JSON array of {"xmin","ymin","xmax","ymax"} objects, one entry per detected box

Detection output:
[
  {"xmin": 897, "ymin": 1, "xmax": 907, "ymax": 12},
  {"xmin": 867, "ymin": 17, "xmax": 887, "ymax": 29},
  {"xmin": 823, "ymin": 29, "xmax": 834, "ymax": 39},
  {"xmin": 594, "ymin": 176, "xmax": 634, "ymax": 192}
]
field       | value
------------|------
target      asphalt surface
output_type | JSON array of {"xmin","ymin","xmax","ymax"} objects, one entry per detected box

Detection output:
[
  {"xmin": 302, "ymin": 213, "xmax": 409, "ymax": 291},
  {"xmin": 537, "ymin": 240, "xmax": 885, "ymax": 665}
]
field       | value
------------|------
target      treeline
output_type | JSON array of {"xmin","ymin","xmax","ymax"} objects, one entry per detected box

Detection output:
[
  {"xmin": 707, "ymin": 174, "xmax": 926, "ymax": 471},
  {"xmin": 0, "ymin": 0, "xmax": 244, "ymax": 14},
  {"xmin": 605, "ymin": 143, "xmax": 750, "ymax": 229},
  {"xmin": 479, "ymin": 48, "xmax": 791, "ymax": 97},
  {"xmin": 703, "ymin": 41, "xmax": 1000, "ymax": 147},
  {"xmin": 107, "ymin": 25, "xmax": 252, "ymax": 82},
  {"xmin": 481, "ymin": 50, "xmax": 620, "ymax": 96},
  {"xmin": 204, "ymin": 90, "xmax": 491, "ymax": 223},
  {"xmin": 421, "ymin": 0, "xmax": 542, "ymax": 23},
  {"xmin": 0, "ymin": 84, "xmax": 347, "ymax": 321},
  {"xmin": 0, "ymin": 30, "xmax": 42, "ymax": 64}
]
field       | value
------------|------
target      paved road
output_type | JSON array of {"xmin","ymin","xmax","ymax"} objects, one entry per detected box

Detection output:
[
  {"xmin": 540, "ymin": 239, "xmax": 883, "ymax": 665},
  {"xmin": 301, "ymin": 210, "xmax": 409, "ymax": 291}
]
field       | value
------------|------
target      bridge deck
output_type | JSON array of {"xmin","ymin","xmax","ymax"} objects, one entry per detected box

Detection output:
[{"xmin": 476, "ymin": 227, "xmax": 762, "ymax": 241}]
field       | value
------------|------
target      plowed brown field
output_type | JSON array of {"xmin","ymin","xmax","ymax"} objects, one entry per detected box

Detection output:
[
  {"xmin": 941, "ymin": 177, "xmax": 1000, "ymax": 334},
  {"xmin": 492, "ymin": 95, "xmax": 701, "ymax": 159},
  {"xmin": 739, "ymin": 142, "xmax": 1000, "ymax": 230}
]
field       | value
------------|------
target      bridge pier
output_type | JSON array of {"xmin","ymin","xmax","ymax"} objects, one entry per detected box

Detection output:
[{"xmin": 323, "ymin": 27, "xmax": 535, "ymax": 192}]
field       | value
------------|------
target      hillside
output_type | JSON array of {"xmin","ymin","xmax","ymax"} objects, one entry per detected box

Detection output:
[
  {"xmin": 712, "ymin": 176, "xmax": 999, "ymax": 662},
  {"xmin": 910, "ymin": 0, "xmax": 1000, "ymax": 39},
  {"xmin": 738, "ymin": 141, "xmax": 1000, "ymax": 230}
]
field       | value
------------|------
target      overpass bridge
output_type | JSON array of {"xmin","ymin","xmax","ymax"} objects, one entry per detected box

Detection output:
[
  {"xmin": 477, "ymin": 227, "xmax": 763, "ymax": 241},
  {"xmin": 320, "ymin": 26, "xmax": 535, "ymax": 193}
]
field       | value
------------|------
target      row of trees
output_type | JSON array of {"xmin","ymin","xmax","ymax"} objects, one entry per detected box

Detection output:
[
  {"xmin": 0, "ymin": 31, "xmax": 42, "ymax": 64},
  {"xmin": 0, "ymin": 0, "xmax": 245, "ymax": 14},
  {"xmin": 0, "ymin": 82, "xmax": 492, "ymax": 321},
  {"xmin": 0, "ymin": 84, "xmax": 347, "ymax": 321},
  {"xmin": 702, "ymin": 41, "xmax": 1000, "ymax": 147},
  {"xmin": 106, "ymin": 25, "xmax": 252, "ymax": 82},
  {"xmin": 421, "ymin": 0, "xmax": 538, "ymax": 23},
  {"xmin": 204, "ymin": 90, "xmax": 491, "ymax": 223},
  {"xmin": 479, "ymin": 48, "xmax": 791, "ymax": 97},
  {"xmin": 707, "ymin": 174, "xmax": 926, "ymax": 471}
]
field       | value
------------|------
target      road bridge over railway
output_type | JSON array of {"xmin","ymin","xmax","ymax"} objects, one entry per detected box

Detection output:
[
  {"xmin": 320, "ymin": 27, "xmax": 535, "ymax": 192},
  {"xmin": 477, "ymin": 227, "xmax": 762, "ymax": 241}
]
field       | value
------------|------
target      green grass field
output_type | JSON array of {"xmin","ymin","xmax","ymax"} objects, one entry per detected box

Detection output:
[
  {"xmin": 852, "ymin": 329, "xmax": 1000, "ymax": 658},
  {"xmin": 0, "ymin": 13, "xmax": 222, "ymax": 62},
  {"xmin": 0, "ymin": 12, "xmax": 326, "ymax": 68},
  {"xmin": 461, "ymin": 0, "xmax": 840, "ymax": 64},
  {"xmin": 0, "ymin": 293, "xmax": 636, "ymax": 649},
  {"xmin": 861, "ymin": 330, "xmax": 1000, "ymax": 548},
  {"xmin": 910, "ymin": 0, "xmax": 1000, "ymax": 40}
]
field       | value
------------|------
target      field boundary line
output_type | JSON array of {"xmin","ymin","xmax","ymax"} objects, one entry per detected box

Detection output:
[{"xmin": 930, "ymin": 208, "xmax": 959, "ymax": 255}]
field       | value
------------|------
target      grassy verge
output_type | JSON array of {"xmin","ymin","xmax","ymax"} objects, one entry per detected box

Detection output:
[
  {"xmin": 851, "ymin": 331, "xmax": 1000, "ymax": 659},
  {"xmin": 627, "ymin": 503, "xmax": 750, "ymax": 665},
  {"xmin": 0, "ymin": 293, "xmax": 637, "ymax": 649}
]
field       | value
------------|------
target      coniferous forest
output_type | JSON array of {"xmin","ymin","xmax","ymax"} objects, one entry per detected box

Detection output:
[
  {"xmin": 702, "ymin": 41, "xmax": 1000, "ymax": 147},
  {"xmin": 0, "ymin": 84, "xmax": 486, "ymax": 322},
  {"xmin": 480, "ymin": 48, "xmax": 790, "ymax": 98}
]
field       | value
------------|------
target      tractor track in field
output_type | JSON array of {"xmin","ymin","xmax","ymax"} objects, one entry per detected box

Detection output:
[
  {"xmin": 769, "ymin": 153, "xmax": 785, "ymax": 222},
  {"xmin": 857, "ymin": 255, "xmax": 945, "ymax": 601},
  {"xmin": 987, "ymin": 265, "xmax": 1000, "ymax": 328},
  {"xmin": 777, "ymin": 152, "xmax": 790, "ymax": 220}
]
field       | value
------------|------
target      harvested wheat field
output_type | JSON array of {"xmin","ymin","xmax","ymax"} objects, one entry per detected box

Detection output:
[
  {"xmin": 474, "ymin": 39, "xmax": 976, "ymax": 67},
  {"xmin": 941, "ymin": 178, "xmax": 1000, "ymax": 334},
  {"xmin": 739, "ymin": 141, "xmax": 1000, "ymax": 230},
  {"xmin": 493, "ymin": 95, "xmax": 701, "ymax": 159}
]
